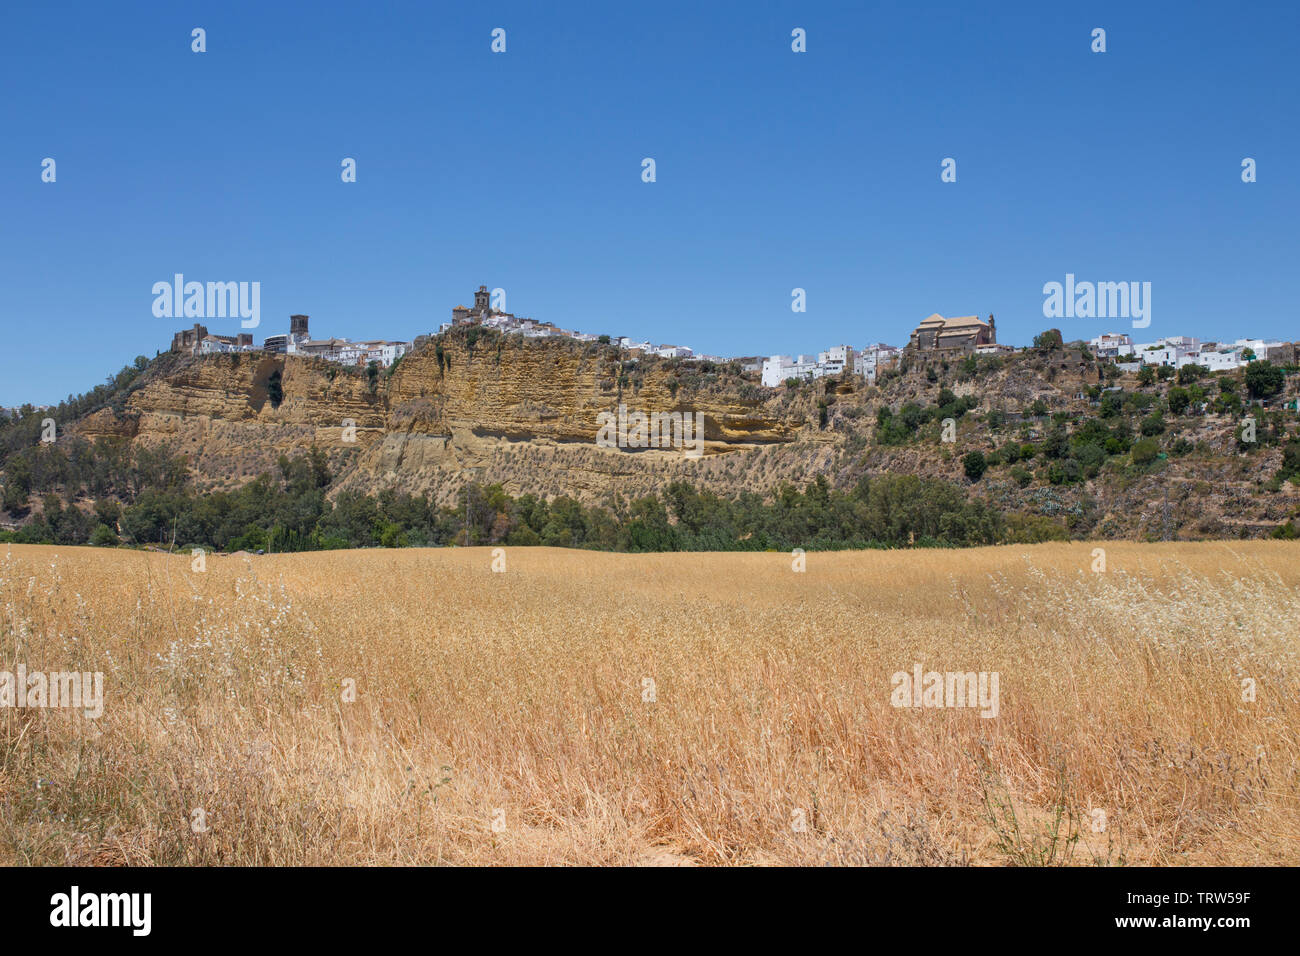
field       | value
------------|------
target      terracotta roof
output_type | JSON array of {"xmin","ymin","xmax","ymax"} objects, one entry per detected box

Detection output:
[{"xmin": 941, "ymin": 315, "xmax": 986, "ymax": 328}]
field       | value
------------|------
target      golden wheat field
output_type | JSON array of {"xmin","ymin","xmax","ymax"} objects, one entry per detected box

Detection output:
[{"xmin": 0, "ymin": 540, "xmax": 1297, "ymax": 866}]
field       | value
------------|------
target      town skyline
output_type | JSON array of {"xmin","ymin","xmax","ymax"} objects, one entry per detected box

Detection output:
[{"xmin": 159, "ymin": 284, "xmax": 1293, "ymax": 395}]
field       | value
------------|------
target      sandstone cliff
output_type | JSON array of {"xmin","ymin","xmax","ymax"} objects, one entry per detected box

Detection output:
[
  {"xmin": 63, "ymin": 333, "xmax": 1300, "ymax": 539},
  {"xmin": 74, "ymin": 335, "xmax": 812, "ymax": 503}
]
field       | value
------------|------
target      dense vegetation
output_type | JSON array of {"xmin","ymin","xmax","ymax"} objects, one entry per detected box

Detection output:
[
  {"xmin": 0, "ymin": 355, "xmax": 155, "ymax": 464},
  {"xmin": 873, "ymin": 359, "xmax": 1298, "ymax": 494},
  {"xmin": 0, "ymin": 441, "xmax": 1004, "ymax": 552}
]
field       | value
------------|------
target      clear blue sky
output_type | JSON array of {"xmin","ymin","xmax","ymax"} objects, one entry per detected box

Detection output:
[{"xmin": 1, "ymin": 0, "xmax": 1296, "ymax": 406}]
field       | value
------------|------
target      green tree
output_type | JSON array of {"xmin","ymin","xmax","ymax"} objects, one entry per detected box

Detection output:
[
  {"xmin": 1140, "ymin": 413, "xmax": 1166, "ymax": 436},
  {"xmin": 962, "ymin": 451, "xmax": 987, "ymax": 482},
  {"xmin": 1278, "ymin": 439, "xmax": 1300, "ymax": 484},
  {"xmin": 89, "ymin": 523, "xmax": 118, "ymax": 546},
  {"xmin": 1245, "ymin": 361, "xmax": 1284, "ymax": 400},
  {"xmin": 1167, "ymin": 386, "xmax": 1191, "ymax": 415}
]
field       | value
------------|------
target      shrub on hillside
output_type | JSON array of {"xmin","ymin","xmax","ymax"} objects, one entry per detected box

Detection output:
[
  {"xmin": 1140, "ymin": 413, "xmax": 1166, "ymax": 436},
  {"xmin": 1131, "ymin": 438, "xmax": 1160, "ymax": 465}
]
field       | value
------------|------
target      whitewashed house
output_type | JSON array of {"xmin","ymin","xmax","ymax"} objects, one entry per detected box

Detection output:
[
  {"xmin": 1088, "ymin": 332, "xmax": 1134, "ymax": 358},
  {"xmin": 653, "ymin": 344, "xmax": 694, "ymax": 359},
  {"xmin": 761, "ymin": 355, "xmax": 793, "ymax": 387},
  {"xmin": 818, "ymin": 345, "xmax": 855, "ymax": 376}
]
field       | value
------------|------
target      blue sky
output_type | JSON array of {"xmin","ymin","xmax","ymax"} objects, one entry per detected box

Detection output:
[{"xmin": 1, "ymin": 0, "xmax": 1296, "ymax": 406}]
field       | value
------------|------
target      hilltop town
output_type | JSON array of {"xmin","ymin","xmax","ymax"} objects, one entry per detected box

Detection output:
[
  {"xmin": 167, "ymin": 284, "xmax": 1295, "ymax": 389},
  {"xmin": 167, "ymin": 284, "xmax": 731, "ymax": 369}
]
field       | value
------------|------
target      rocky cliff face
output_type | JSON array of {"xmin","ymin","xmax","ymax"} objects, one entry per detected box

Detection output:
[
  {"xmin": 73, "ymin": 336, "xmax": 810, "ymax": 502},
  {"xmin": 74, "ymin": 351, "xmax": 388, "ymax": 490},
  {"xmin": 353, "ymin": 335, "xmax": 805, "ymax": 502}
]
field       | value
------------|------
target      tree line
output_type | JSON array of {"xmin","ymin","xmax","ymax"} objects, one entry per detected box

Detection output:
[{"xmin": 3, "ymin": 444, "xmax": 1006, "ymax": 553}]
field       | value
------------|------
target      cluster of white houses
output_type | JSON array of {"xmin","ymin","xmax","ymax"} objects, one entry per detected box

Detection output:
[
  {"xmin": 439, "ymin": 285, "xmax": 601, "ymax": 343},
  {"xmin": 439, "ymin": 284, "xmax": 609, "ymax": 344},
  {"xmin": 761, "ymin": 344, "xmax": 906, "ymax": 387},
  {"xmin": 171, "ymin": 315, "xmax": 411, "ymax": 368},
  {"xmin": 436, "ymin": 286, "xmax": 726, "ymax": 361},
  {"xmin": 168, "ymin": 286, "xmax": 726, "ymax": 368},
  {"xmin": 1089, "ymin": 333, "xmax": 1290, "ymax": 371},
  {"xmin": 169, "ymin": 290, "xmax": 1288, "ymax": 383},
  {"xmin": 762, "ymin": 314, "xmax": 1014, "ymax": 387},
  {"xmin": 761, "ymin": 324, "xmax": 1290, "ymax": 389},
  {"xmin": 262, "ymin": 315, "xmax": 410, "ymax": 366}
]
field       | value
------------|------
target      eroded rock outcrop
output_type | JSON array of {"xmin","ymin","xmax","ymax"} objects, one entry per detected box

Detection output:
[{"xmin": 70, "ymin": 336, "xmax": 807, "ymax": 503}]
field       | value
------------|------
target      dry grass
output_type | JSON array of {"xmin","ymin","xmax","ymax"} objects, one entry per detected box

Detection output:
[{"xmin": 0, "ymin": 541, "xmax": 1297, "ymax": 866}]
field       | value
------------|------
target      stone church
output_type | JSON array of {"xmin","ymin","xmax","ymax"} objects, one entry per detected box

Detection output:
[
  {"xmin": 908, "ymin": 314, "xmax": 996, "ymax": 356},
  {"xmin": 451, "ymin": 285, "xmax": 513, "ymax": 326}
]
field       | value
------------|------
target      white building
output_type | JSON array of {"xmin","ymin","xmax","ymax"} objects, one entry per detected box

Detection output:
[
  {"xmin": 653, "ymin": 344, "xmax": 694, "ymax": 359},
  {"xmin": 335, "ymin": 340, "xmax": 369, "ymax": 365},
  {"xmin": 790, "ymin": 354, "xmax": 820, "ymax": 380},
  {"xmin": 1178, "ymin": 339, "xmax": 1284, "ymax": 372},
  {"xmin": 1196, "ymin": 348, "xmax": 1247, "ymax": 372},
  {"xmin": 197, "ymin": 335, "xmax": 256, "ymax": 355},
  {"xmin": 854, "ymin": 344, "xmax": 901, "ymax": 382},
  {"xmin": 763, "ymin": 352, "xmax": 841, "ymax": 386},
  {"xmin": 282, "ymin": 336, "xmax": 409, "ymax": 367},
  {"xmin": 1232, "ymin": 338, "xmax": 1285, "ymax": 360},
  {"xmin": 1133, "ymin": 337, "xmax": 1201, "ymax": 367},
  {"xmin": 1088, "ymin": 332, "xmax": 1134, "ymax": 358},
  {"xmin": 1113, "ymin": 334, "xmax": 1286, "ymax": 374},
  {"xmin": 1140, "ymin": 345, "xmax": 1179, "ymax": 367},
  {"xmin": 817, "ymin": 345, "xmax": 855, "ymax": 376},
  {"xmin": 761, "ymin": 355, "xmax": 793, "ymax": 387},
  {"xmin": 364, "ymin": 341, "xmax": 410, "ymax": 366}
]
